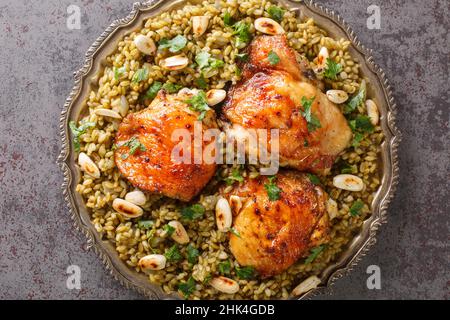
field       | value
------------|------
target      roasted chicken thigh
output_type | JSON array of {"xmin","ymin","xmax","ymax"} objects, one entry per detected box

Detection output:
[
  {"xmin": 114, "ymin": 90, "xmax": 217, "ymax": 202},
  {"xmin": 223, "ymin": 35, "xmax": 352, "ymax": 174},
  {"xmin": 220, "ymin": 171, "xmax": 330, "ymax": 277}
]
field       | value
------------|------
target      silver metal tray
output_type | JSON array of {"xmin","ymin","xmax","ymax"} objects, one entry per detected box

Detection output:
[{"xmin": 58, "ymin": 0, "xmax": 401, "ymax": 299}]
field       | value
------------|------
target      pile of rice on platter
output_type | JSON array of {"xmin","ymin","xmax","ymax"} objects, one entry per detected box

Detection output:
[{"xmin": 60, "ymin": 0, "xmax": 399, "ymax": 300}]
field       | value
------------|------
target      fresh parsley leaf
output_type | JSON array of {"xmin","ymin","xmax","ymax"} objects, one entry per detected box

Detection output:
[
  {"xmin": 137, "ymin": 220, "xmax": 154, "ymax": 229},
  {"xmin": 232, "ymin": 21, "xmax": 252, "ymax": 47},
  {"xmin": 340, "ymin": 161, "xmax": 357, "ymax": 174},
  {"xmin": 186, "ymin": 244, "xmax": 200, "ymax": 264},
  {"xmin": 195, "ymin": 75, "xmax": 208, "ymax": 89},
  {"xmin": 344, "ymin": 80, "xmax": 366, "ymax": 114},
  {"xmin": 300, "ymin": 96, "xmax": 322, "ymax": 132},
  {"xmin": 178, "ymin": 276, "xmax": 196, "ymax": 298},
  {"xmin": 264, "ymin": 176, "xmax": 281, "ymax": 201},
  {"xmin": 163, "ymin": 224, "xmax": 176, "ymax": 237},
  {"xmin": 195, "ymin": 51, "xmax": 225, "ymax": 74},
  {"xmin": 218, "ymin": 260, "xmax": 231, "ymax": 275},
  {"xmin": 354, "ymin": 115, "xmax": 375, "ymax": 133},
  {"xmin": 229, "ymin": 227, "xmax": 241, "ymax": 238},
  {"xmin": 132, "ymin": 67, "xmax": 149, "ymax": 84},
  {"xmin": 225, "ymin": 167, "xmax": 244, "ymax": 185},
  {"xmin": 307, "ymin": 173, "xmax": 321, "ymax": 185},
  {"xmin": 267, "ymin": 50, "xmax": 280, "ymax": 65},
  {"xmin": 118, "ymin": 136, "xmax": 146, "ymax": 159},
  {"xmin": 223, "ymin": 11, "xmax": 234, "ymax": 26},
  {"xmin": 351, "ymin": 132, "xmax": 364, "ymax": 147},
  {"xmin": 69, "ymin": 121, "xmax": 95, "ymax": 152},
  {"xmin": 143, "ymin": 81, "xmax": 162, "ymax": 100},
  {"xmin": 350, "ymin": 200, "xmax": 364, "ymax": 216},
  {"xmin": 162, "ymin": 82, "xmax": 182, "ymax": 93},
  {"xmin": 165, "ymin": 244, "xmax": 183, "ymax": 262},
  {"xmin": 158, "ymin": 35, "xmax": 187, "ymax": 53},
  {"xmin": 323, "ymin": 58, "xmax": 342, "ymax": 80},
  {"xmin": 185, "ymin": 90, "xmax": 210, "ymax": 120},
  {"xmin": 114, "ymin": 66, "xmax": 126, "ymax": 81},
  {"xmin": 267, "ymin": 6, "xmax": 285, "ymax": 22},
  {"xmin": 235, "ymin": 266, "xmax": 256, "ymax": 280},
  {"xmin": 236, "ymin": 53, "xmax": 249, "ymax": 61},
  {"xmin": 305, "ymin": 245, "xmax": 325, "ymax": 264},
  {"xmin": 181, "ymin": 204, "xmax": 206, "ymax": 221}
]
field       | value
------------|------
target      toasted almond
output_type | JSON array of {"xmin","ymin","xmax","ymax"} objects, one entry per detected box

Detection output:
[
  {"xmin": 210, "ymin": 276, "xmax": 239, "ymax": 294},
  {"xmin": 366, "ymin": 99, "xmax": 379, "ymax": 125},
  {"xmin": 326, "ymin": 90, "xmax": 349, "ymax": 104},
  {"xmin": 254, "ymin": 17, "xmax": 284, "ymax": 35},
  {"xmin": 215, "ymin": 197, "xmax": 232, "ymax": 232},
  {"xmin": 292, "ymin": 276, "xmax": 321, "ymax": 296},
  {"xmin": 333, "ymin": 174, "xmax": 365, "ymax": 192},
  {"xmin": 78, "ymin": 152, "xmax": 100, "ymax": 179},
  {"xmin": 160, "ymin": 55, "xmax": 189, "ymax": 71},
  {"xmin": 192, "ymin": 16, "xmax": 210, "ymax": 37},
  {"xmin": 94, "ymin": 108, "xmax": 122, "ymax": 119},
  {"xmin": 229, "ymin": 195, "xmax": 242, "ymax": 216},
  {"xmin": 134, "ymin": 34, "xmax": 156, "ymax": 55},
  {"xmin": 168, "ymin": 221, "xmax": 190, "ymax": 244},
  {"xmin": 326, "ymin": 198, "xmax": 338, "ymax": 220},
  {"xmin": 119, "ymin": 95, "xmax": 129, "ymax": 117},
  {"xmin": 206, "ymin": 89, "xmax": 226, "ymax": 106},
  {"xmin": 125, "ymin": 190, "xmax": 147, "ymax": 206},
  {"xmin": 138, "ymin": 254, "xmax": 166, "ymax": 271},
  {"xmin": 316, "ymin": 47, "xmax": 329, "ymax": 70},
  {"xmin": 112, "ymin": 198, "xmax": 143, "ymax": 218}
]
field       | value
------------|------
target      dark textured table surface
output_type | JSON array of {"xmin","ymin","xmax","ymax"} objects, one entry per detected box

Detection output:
[{"xmin": 0, "ymin": 0, "xmax": 448, "ymax": 299}]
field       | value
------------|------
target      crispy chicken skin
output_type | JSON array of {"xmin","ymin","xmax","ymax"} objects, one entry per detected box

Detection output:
[
  {"xmin": 114, "ymin": 90, "xmax": 217, "ymax": 202},
  {"xmin": 223, "ymin": 35, "xmax": 352, "ymax": 174},
  {"xmin": 221, "ymin": 171, "xmax": 329, "ymax": 277}
]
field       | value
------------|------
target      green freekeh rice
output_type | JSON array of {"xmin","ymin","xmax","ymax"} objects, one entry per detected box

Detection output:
[{"xmin": 73, "ymin": 0, "xmax": 383, "ymax": 299}]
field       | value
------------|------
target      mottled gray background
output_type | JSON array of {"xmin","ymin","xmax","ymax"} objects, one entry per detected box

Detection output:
[{"xmin": 0, "ymin": 0, "xmax": 448, "ymax": 300}]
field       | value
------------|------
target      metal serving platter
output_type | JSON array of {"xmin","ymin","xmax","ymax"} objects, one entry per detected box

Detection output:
[{"xmin": 58, "ymin": 0, "xmax": 401, "ymax": 299}]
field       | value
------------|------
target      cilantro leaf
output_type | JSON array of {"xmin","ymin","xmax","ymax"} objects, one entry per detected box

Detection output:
[
  {"xmin": 131, "ymin": 67, "xmax": 149, "ymax": 84},
  {"xmin": 69, "ymin": 121, "xmax": 95, "ymax": 152},
  {"xmin": 223, "ymin": 11, "xmax": 234, "ymax": 26},
  {"xmin": 143, "ymin": 81, "xmax": 162, "ymax": 100},
  {"xmin": 344, "ymin": 80, "xmax": 366, "ymax": 114},
  {"xmin": 195, "ymin": 75, "xmax": 207, "ymax": 89},
  {"xmin": 185, "ymin": 90, "xmax": 210, "ymax": 120},
  {"xmin": 352, "ymin": 132, "xmax": 364, "ymax": 148},
  {"xmin": 232, "ymin": 21, "xmax": 252, "ymax": 47},
  {"xmin": 300, "ymin": 96, "xmax": 321, "ymax": 132},
  {"xmin": 164, "ymin": 244, "xmax": 183, "ymax": 262},
  {"xmin": 186, "ymin": 244, "xmax": 200, "ymax": 264},
  {"xmin": 267, "ymin": 50, "xmax": 280, "ymax": 65},
  {"xmin": 158, "ymin": 35, "xmax": 187, "ymax": 53},
  {"xmin": 229, "ymin": 227, "xmax": 241, "ymax": 238},
  {"xmin": 224, "ymin": 167, "xmax": 244, "ymax": 185},
  {"xmin": 163, "ymin": 224, "xmax": 176, "ymax": 237},
  {"xmin": 235, "ymin": 266, "xmax": 256, "ymax": 280},
  {"xmin": 307, "ymin": 173, "xmax": 321, "ymax": 185},
  {"xmin": 236, "ymin": 53, "xmax": 249, "ymax": 62},
  {"xmin": 118, "ymin": 136, "xmax": 146, "ymax": 159},
  {"xmin": 162, "ymin": 82, "xmax": 182, "ymax": 93},
  {"xmin": 137, "ymin": 220, "xmax": 154, "ymax": 229},
  {"xmin": 304, "ymin": 245, "xmax": 325, "ymax": 264},
  {"xmin": 218, "ymin": 260, "xmax": 231, "ymax": 275},
  {"xmin": 267, "ymin": 6, "xmax": 285, "ymax": 22},
  {"xmin": 195, "ymin": 51, "xmax": 225, "ymax": 76},
  {"xmin": 114, "ymin": 66, "xmax": 126, "ymax": 81},
  {"xmin": 178, "ymin": 276, "xmax": 196, "ymax": 298},
  {"xmin": 264, "ymin": 176, "xmax": 281, "ymax": 201},
  {"xmin": 350, "ymin": 200, "xmax": 364, "ymax": 216},
  {"xmin": 181, "ymin": 204, "xmax": 206, "ymax": 221},
  {"xmin": 323, "ymin": 58, "xmax": 342, "ymax": 80}
]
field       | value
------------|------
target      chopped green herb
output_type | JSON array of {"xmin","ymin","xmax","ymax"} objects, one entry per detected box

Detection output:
[
  {"xmin": 195, "ymin": 51, "xmax": 225, "ymax": 76},
  {"xmin": 353, "ymin": 115, "xmax": 375, "ymax": 133},
  {"xmin": 300, "ymin": 96, "xmax": 322, "ymax": 132},
  {"xmin": 267, "ymin": 50, "xmax": 280, "ymax": 65},
  {"xmin": 114, "ymin": 66, "xmax": 126, "ymax": 81},
  {"xmin": 264, "ymin": 176, "xmax": 282, "ymax": 201},
  {"xmin": 137, "ymin": 220, "xmax": 154, "ymax": 229},
  {"xmin": 351, "ymin": 132, "xmax": 364, "ymax": 147},
  {"xmin": 267, "ymin": 6, "xmax": 285, "ymax": 22},
  {"xmin": 305, "ymin": 245, "xmax": 325, "ymax": 264},
  {"xmin": 164, "ymin": 244, "xmax": 183, "ymax": 262},
  {"xmin": 132, "ymin": 67, "xmax": 149, "ymax": 84},
  {"xmin": 232, "ymin": 21, "xmax": 252, "ymax": 47},
  {"xmin": 186, "ymin": 244, "xmax": 200, "ymax": 264},
  {"xmin": 235, "ymin": 65, "xmax": 242, "ymax": 77},
  {"xmin": 143, "ymin": 81, "xmax": 162, "ymax": 100},
  {"xmin": 69, "ymin": 121, "xmax": 96, "ymax": 152},
  {"xmin": 181, "ymin": 204, "xmax": 206, "ymax": 221},
  {"xmin": 163, "ymin": 224, "xmax": 176, "ymax": 237},
  {"xmin": 344, "ymin": 80, "xmax": 366, "ymax": 114},
  {"xmin": 340, "ymin": 161, "xmax": 357, "ymax": 174},
  {"xmin": 203, "ymin": 274, "xmax": 212, "ymax": 284},
  {"xmin": 178, "ymin": 276, "xmax": 196, "ymax": 298},
  {"xmin": 218, "ymin": 260, "xmax": 231, "ymax": 275},
  {"xmin": 323, "ymin": 58, "xmax": 342, "ymax": 80},
  {"xmin": 225, "ymin": 167, "xmax": 244, "ymax": 185},
  {"xmin": 158, "ymin": 35, "xmax": 187, "ymax": 53},
  {"xmin": 304, "ymin": 138, "xmax": 309, "ymax": 147},
  {"xmin": 349, "ymin": 200, "xmax": 364, "ymax": 216},
  {"xmin": 162, "ymin": 82, "xmax": 182, "ymax": 93},
  {"xmin": 195, "ymin": 75, "xmax": 208, "ymax": 89},
  {"xmin": 307, "ymin": 173, "xmax": 321, "ymax": 185},
  {"xmin": 236, "ymin": 53, "xmax": 249, "ymax": 62},
  {"xmin": 235, "ymin": 266, "xmax": 256, "ymax": 280},
  {"xmin": 229, "ymin": 227, "xmax": 241, "ymax": 238},
  {"xmin": 185, "ymin": 90, "xmax": 210, "ymax": 120},
  {"xmin": 118, "ymin": 136, "xmax": 146, "ymax": 159},
  {"xmin": 223, "ymin": 11, "xmax": 234, "ymax": 26}
]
